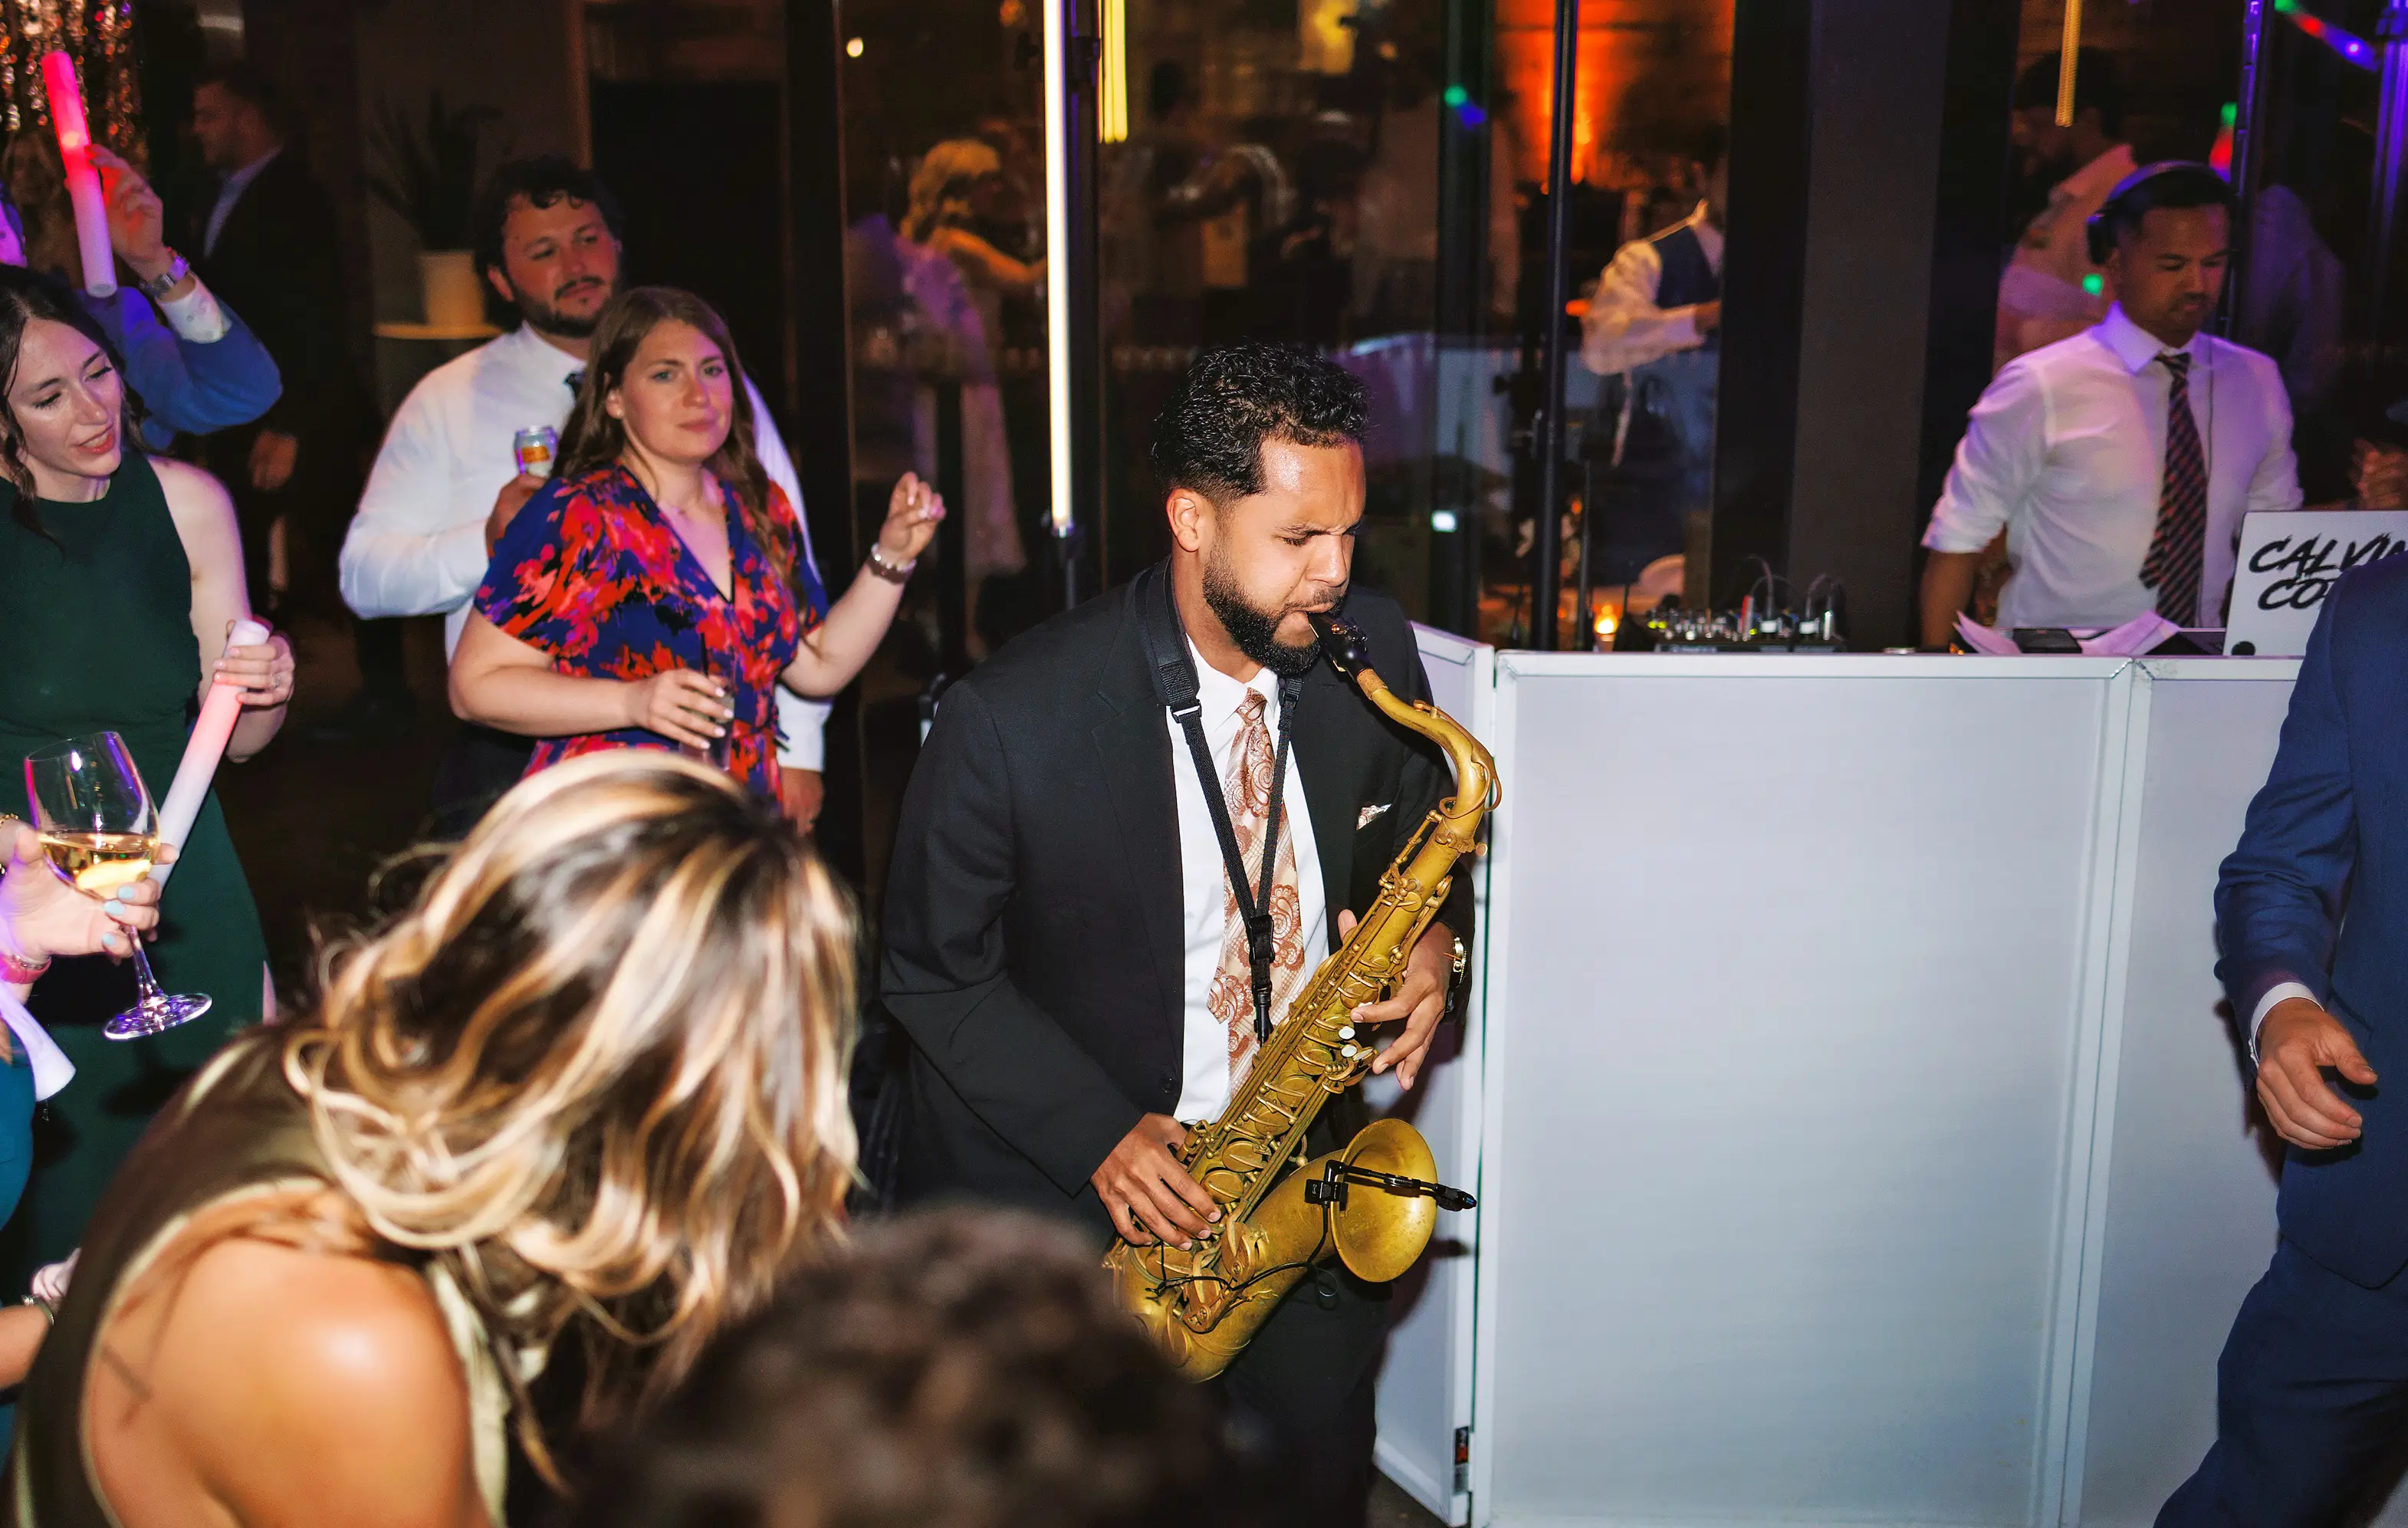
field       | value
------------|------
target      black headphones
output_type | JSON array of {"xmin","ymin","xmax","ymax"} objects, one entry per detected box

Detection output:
[{"xmin": 2084, "ymin": 159, "xmax": 2234, "ymax": 266}]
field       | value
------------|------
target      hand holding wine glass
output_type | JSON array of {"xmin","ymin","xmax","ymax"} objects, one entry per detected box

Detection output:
[
  {"xmin": 0, "ymin": 820, "xmax": 167, "ymax": 969},
  {"xmin": 22, "ymin": 734, "xmax": 211, "ymax": 1038}
]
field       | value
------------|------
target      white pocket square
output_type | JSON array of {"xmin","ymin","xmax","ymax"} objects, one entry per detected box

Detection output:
[{"xmin": 1357, "ymin": 803, "xmax": 1391, "ymax": 829}]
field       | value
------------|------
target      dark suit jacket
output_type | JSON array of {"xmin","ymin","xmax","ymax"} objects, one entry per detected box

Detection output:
[
  {"xmin": 880, "ymin": 570, "xmax": 1473, "ymax": 1237},
  {"xmin": 191, "ymin": 150, "xmax": 351, "ymax": 440},
  {"xmin": 2218, "ymin": 553, "xmax": 2408, "ymax": 1286}
]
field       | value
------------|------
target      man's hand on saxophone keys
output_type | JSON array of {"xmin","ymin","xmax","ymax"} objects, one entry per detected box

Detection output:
[
  {"xmin": 1340, "ymin": 911, "xmax": 1457, "ymax": 1093},
  {"xmin": 1093, "ymin": 1113, "xmax": 1221, "ymax": 1248}
]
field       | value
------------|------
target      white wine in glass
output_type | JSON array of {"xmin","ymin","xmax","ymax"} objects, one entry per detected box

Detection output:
[
  {"xmin": 22, "ymin": 733, "xmax": 212, "ymax": 1040},
  {"xmin": 40, "ymin": 831, "xmax": 158, "ymax": 898}
]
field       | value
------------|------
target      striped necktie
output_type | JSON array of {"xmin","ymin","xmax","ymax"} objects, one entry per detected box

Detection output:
[{"xmin": 2137, "ymin": 351, "xmax": 2208, "ymax": 625}]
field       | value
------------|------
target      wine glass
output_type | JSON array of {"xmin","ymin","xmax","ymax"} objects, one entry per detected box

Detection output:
[{"xmin": 22, "ymin": 733, "xmax": 212, "ymax": 1040}]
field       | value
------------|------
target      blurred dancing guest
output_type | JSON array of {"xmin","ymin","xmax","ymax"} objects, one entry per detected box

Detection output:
[
  {"xmin": 905, "ymin": 140, "xmax": 1032, "ymax": 636},
  {"xmin": 6, "ymin": 753, "xmax": 861, "ymax": 1526},
  {"xmin": 1921, "ymin": 164, "xmax": 2300, "ymax": 646},
  {"xmin": 1996, "ymin": 49, "xmax": 2134, "ymax": 370},
  {"xmin": 186, "ymin": 63, "xmax": 361, "ymax": 617},
  {"xmin": 0, "ymin": 267, "xmax": 290, "ymax": 1286},
  {"xmin": 450, "ymin": 288, "xmax": 942, "ymax": 797},
  {"xmin": 570, "ymin": 1206, "xmax": 1263, "ymax": 1528},
  {"xmin": 1581, "ymin": 127, "xmax": 1727, "ymax": 580},
  {"xmin": 0, "ymin": 143, "xmax": 281, "ymax": 447},
  {"xmin": 343, "ymin": 156, "xmax": 838, "ymax": 830}
]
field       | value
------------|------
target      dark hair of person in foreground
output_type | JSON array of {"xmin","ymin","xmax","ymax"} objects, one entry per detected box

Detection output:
[{"xmin": 563, "ymin": 1206, "xmax": 1281, "ymax": 1528}]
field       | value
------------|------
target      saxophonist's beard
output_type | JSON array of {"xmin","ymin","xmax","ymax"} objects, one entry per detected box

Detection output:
[{"xmin": 1202, "ymin": 550, "xmax": 1331, "ymax": 678}]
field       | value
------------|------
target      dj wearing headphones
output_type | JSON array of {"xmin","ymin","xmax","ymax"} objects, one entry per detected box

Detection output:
[{"xmin": 1920, "ymin": 161, "xmax": 2303, "ymax": 649}]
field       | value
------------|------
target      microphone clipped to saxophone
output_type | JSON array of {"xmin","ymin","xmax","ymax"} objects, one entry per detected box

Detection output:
[{"xmin": 1105, "ymin": 610, "xmax": 1496, "ymax": 1381}]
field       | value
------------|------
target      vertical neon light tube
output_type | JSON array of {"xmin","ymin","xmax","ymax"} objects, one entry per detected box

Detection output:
[
  {"xmin": 1101, "ymin": 0, "xmax": 1128, "ymax": 145},
  {"xmin": 2055, "ymin": 0, "xmax": 2084, "ymax": 127},
  {"xmin": 1042, "ymin": 0, "xmax": 1075, "ymax": 541}
]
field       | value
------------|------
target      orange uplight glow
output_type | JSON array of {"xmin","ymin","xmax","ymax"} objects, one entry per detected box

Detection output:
[
  {"xmin": 1498, "ymin": 0, "xmax": 1733, "ymax": 189},
  {"xmin": 1594, "ymin": 603, "xmax": 1619, "ymax": 643}
]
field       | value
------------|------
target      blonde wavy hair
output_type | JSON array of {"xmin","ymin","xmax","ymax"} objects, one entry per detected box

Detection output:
[{"xmin": 284, "ymin": 752, "xmax": 858, "ymax": 1477}]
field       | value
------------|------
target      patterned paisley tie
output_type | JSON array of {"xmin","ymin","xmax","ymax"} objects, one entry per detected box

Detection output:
[
  {"xmin": 2138, "ymin": 351, "xmax": 2209, "ymax": 625},
  {"xmin": 1206, "ymin": 690, "xmax": 1308, "ymax": 1090}
]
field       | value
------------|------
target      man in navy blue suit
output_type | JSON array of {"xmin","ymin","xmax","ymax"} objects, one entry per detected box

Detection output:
[{"xmin": 2160, "ymin": 553, "xmax": 2408, "ymax": 1525}]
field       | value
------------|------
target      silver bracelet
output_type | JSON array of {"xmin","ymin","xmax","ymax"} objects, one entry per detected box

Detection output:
[{"xmin": 865, "ymin": 544, "xmax": 916, "ymax": 584}]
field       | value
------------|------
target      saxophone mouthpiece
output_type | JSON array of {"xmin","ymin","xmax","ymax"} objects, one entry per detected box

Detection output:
[{"xmin": 1308, "ymin": 610, "xmax": 1374, "ymax": 679}]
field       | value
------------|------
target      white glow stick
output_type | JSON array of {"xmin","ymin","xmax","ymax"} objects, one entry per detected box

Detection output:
[
  {"xmin": 40, "ymin": 51, "xmax": 117, "ymax": 299},
  {"xmin": 149, "ymin": 618, "xmax": 268, "ymax": 892},
  {"xmin": 0, "ymin": 987, "xmax": 74, "ymax": 1100}
]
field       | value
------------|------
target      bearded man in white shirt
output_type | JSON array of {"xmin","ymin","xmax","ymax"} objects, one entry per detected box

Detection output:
[
  {"xmin": 340, "ymin": 156, "xmax": 833, "ymax": 835},
  {"xmin": 1920, "ymin": 162, "xmax": 2303, "ymax": 649}
]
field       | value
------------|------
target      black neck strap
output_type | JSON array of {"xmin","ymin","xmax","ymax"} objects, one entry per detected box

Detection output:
[{"xmin": 1135, "ymin": 564, "xmax": 1304, "ymax": 1045}]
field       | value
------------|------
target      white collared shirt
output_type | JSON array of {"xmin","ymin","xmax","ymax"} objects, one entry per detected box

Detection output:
[
  {"xmin": 1580, "ymin": 201, "xmax": 1725, "ymax": 377},
  {"xmin": 1923, "ymin": 303, "xmax": 2302, "ymax": 630},
  {"xmin": 204, "ymin": 147, "xmax": 281, "ymax": 258},
  {"xmin": 1168, "ymin": 642, "xmax": 1326, "ymax": 1123},
  {"xmin": 340, "ymin": 323, "xmax": 831, "ymax": 767}
]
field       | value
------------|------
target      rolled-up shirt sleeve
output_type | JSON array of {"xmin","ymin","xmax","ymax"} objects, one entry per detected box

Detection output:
[
  {"xmin": 1924, "ymin": 358, "xmax": 2050, "ymax": 554},
  {"xmin": 341, "ymin": 391, "xmax": 490, "ymax": 622},
  {"xmin": 2246, "ymin": 363, "xmax": 2305, "ymax": 518},
  {"xmin": 1581, "ymin": 239, "xmax": 1704, "ymax": 376}
]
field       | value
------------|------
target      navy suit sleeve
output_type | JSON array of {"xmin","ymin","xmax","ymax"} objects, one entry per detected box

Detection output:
[{"xmin": 2216, "ymin": 576, "xmax": 2358, "ymax": 1026}]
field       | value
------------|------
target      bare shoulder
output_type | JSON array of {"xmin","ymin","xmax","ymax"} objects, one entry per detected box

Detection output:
[
  {"xmin": 97, "ymin": 1229, "xmax": 485, "ymax": 1526},
  {"xmin": 146, "ymin": 455, "xmax": 239, "ymax": 538}
]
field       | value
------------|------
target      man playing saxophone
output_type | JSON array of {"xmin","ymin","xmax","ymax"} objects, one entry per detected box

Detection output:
[{"xmin": 881, "ymin": 342, "xmax": 1470, "ymax": 1522}]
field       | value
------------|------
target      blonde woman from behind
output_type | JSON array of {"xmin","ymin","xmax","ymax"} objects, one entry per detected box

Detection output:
[{"xmin": 6, "ymin": 751, "xmax": 860, "ymax": 1528}]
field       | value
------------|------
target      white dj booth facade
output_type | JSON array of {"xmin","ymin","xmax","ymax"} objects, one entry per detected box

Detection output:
[{"xmin": 1370, "ymin": 635, "xmax": 2376, "ymax": 1528}]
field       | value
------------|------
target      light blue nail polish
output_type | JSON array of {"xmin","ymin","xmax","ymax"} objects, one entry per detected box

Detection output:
[{"xmin": 102, "ymin": 899, "xmax": 126, "ymax": 918}]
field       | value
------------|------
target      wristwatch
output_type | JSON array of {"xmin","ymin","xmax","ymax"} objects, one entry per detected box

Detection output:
[
  {"xmin": 1442, "ymin": 930, "xmax": 1469, "ymax": 1019},
  {"xmin": 138, "ymin": 249, "xmax": 191, "ymax": 300}
]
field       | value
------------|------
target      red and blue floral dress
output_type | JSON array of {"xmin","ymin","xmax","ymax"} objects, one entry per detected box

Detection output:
[{"xmin": 474, "ymin": 463, "xmax": 827, "ymax": 796}]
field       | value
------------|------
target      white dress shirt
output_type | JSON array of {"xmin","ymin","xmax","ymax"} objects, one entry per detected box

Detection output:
[
  {"xmin": 340, "ymin": 322, "xmax": 831, "ymax": 767},
  {"xmin": 1923, "ymin": 304, "xmax": 2302, "ymax": 631},
  {"xmin": 1579, "ymin": 202, "xmax": 1724, "ymax": 377},
  {"xmin": 1169, "ymin": 643, "xmax": 1327, "ymax": 1124}
]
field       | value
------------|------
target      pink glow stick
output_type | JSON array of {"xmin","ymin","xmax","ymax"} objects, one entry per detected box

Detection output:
[
  {"xmin": 39, "ymin": 51, "xmax": 117, "ymax": 298},
  {"xmin": 148, "ymin": 618, "xmax": 268, "ymax": 892}
]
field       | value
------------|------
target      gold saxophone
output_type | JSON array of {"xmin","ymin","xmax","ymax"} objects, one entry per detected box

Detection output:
[{"xmin": 1105, "ymin": 610, "xmax": 1495, "ymax": 1381}]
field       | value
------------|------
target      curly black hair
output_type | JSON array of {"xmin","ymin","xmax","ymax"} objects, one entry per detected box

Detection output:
[
  {"xmin": 564, "ymin": 1205, "xmax": 1276, "ymax": 1528},
  {"xmin": 471, "ymin": 154, "xmax": 625, "ymax": 289},
  {"xmin": 1148, "ymin": 342, "xmax": 1366, "ymax": 503}
]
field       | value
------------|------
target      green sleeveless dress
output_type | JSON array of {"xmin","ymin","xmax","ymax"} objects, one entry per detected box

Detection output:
[
  {"xmin": 5, "ymin": 1031, "xmax": 514, "ymax": 1526},
  {"xmin": 0, "ymin": 453, "xmax": 264, "ymax": 1287}
]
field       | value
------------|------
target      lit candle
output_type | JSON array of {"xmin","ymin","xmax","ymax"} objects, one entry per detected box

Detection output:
[
  {"xmin": 149, "ymin": 618, "xmax": 269, "ymax": 892},
  {"xmin": 40, "ymin": 51, "xmax": 117, "ymax": 298}
]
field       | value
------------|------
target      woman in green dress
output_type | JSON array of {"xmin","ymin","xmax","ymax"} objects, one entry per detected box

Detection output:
[{"xmin": 0, "ymin": 267, "xmax": 291, "ymax": 1288}]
